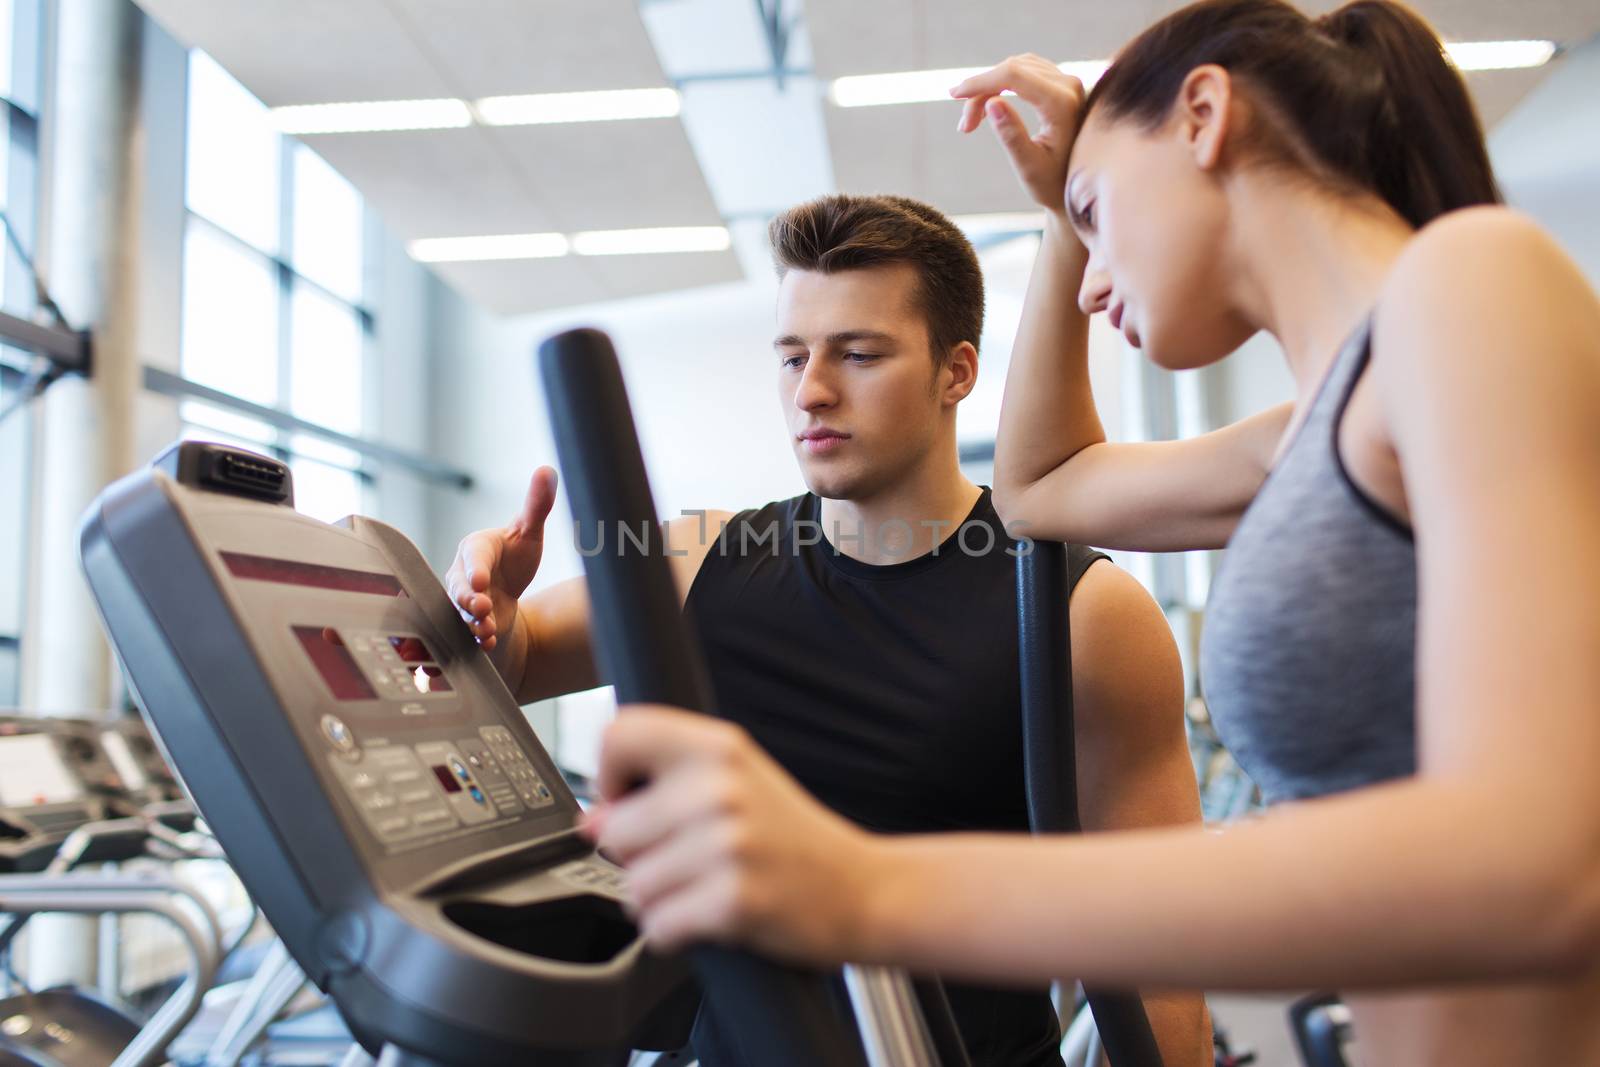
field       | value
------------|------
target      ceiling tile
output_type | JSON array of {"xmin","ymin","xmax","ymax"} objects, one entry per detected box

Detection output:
[
  {"xmin": 428, "ymin": 251, "xmax": 742, "ymax": 315},
  {"xmin": 807, "ymin": 0, "xmax": 1600, "ymax": 79},
  {"xmin": 488, "ymin": 119, "xmax": 725, "ymax": 232},
  {"xmin": 382, "ymin": 0, "xmax": 671, "ymax": 97},
  {"xmin": 136, "ymin": 0, "xmax": 456, "ymax": 104},
  {"xmin": 299, "ymin": 127, "xmax": 562, "ymax": 239}
]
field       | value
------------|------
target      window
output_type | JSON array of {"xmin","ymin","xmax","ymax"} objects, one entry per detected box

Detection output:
[
  {"xmin": 0, "ymin": 0, "xmax": 42, "ymax": 704},
  {"xmin": 181, "ymin": 50, "xmax": 371, "ymax": 524}
]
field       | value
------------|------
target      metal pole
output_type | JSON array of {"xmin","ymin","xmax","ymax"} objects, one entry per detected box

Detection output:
[{"xmin": 19, "ymin": 0, "xmax": 145, "ymax": 991}]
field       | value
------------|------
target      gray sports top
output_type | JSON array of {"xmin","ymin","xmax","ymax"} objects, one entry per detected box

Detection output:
[{"xmin": 1200, "ymin": 318, "xmax": 1418, "ymax": 804}]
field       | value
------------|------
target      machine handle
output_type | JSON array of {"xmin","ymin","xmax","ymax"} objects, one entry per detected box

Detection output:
[
  {"xmin": 539, "ymin": 327, "xmax": 871, "ymax": 1067},
  {"xmin": 1018, "ymin": 544, "xmax": 1165, "ymax": 1067}
]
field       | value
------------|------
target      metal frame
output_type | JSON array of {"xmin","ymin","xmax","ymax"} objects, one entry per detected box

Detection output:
[
  {"xmin": 753, "ymin": 0, "xmax": 796, "ymax": 90},
  {"xmin": 0, "ymin": 872, "xmax": 223, "ymax": 1067},
  {"xmin": 0, "ymin": 308, "xmax": 89, "ymax": 372},
  {"xmin": 143, "ymin": 366, "xmax": 471, "ymax": 489}
]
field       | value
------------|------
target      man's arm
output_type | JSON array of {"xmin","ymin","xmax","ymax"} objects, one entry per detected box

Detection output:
[
  {"xmin": 504, "ymin": 509, "xmax": 736, "ymax": 703},
  {"xmin": 1069, "ymin": 560, "xmax": 1212, "ymax": 1067}
]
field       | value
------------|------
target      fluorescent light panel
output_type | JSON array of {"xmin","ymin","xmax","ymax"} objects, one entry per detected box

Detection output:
[
  {"xmin": 408, "ymin": 226, "xmax": 731, "ymax": 263},
  {"xmin": 831, "ymin": 61, "xmax": 1109, "ymax": 108},
  {"xmin": 829, "ymin": 41, "xmax": 1558, "ymax": 108},
  {"xmin": 408, "ymin": 233, "xmax": 570, "ymax": 263},
  {"xmin": 475, "ymin": 88, "xmax": 681, "ymax": 126},
  {"xmin": 952, "ymin": 212, "xmax": 1046, "ymax": 235},
  {"xmin": 272, "ymin": 98, "xmax": 472, "ymax": 135},
  {"xmin": 1445, "ymin": 40, "xmax": 1557, "ymax": 71},
  {"xmin": 572, "ymin": 226, "xmax": 730, "ymax": 256}
]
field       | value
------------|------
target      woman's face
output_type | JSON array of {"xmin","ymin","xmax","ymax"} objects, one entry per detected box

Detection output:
[{"xmin": 1065, "ymin": 103, "xmax": 1256, "ymax": 370}]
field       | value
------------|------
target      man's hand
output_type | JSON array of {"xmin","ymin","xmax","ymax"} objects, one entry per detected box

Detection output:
[
  {"xmin": 585, "ymin": 705, "xmax": 882, "ymax": 964},
  {"xmin": 445, "ymin": 467, "xmax": 558, "ymax": 653}
]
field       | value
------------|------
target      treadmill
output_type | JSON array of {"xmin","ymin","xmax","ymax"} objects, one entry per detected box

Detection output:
[{"xmin": 0, "ymin": 718, "xmax": 123, "ymax": 873}]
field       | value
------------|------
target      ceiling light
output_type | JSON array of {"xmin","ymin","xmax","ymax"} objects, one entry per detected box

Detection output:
[
  {"xmin": 1445, "ymin": 40, "xmax": 1557, "ymax": 71},
  {"xmin": 475, "ymin": 88, "xmax": 682, "ymax": 126},
  {"xmin": 408, "ymin": 233, "xmax": 571, "ymax": 263},
  {"xmin": 272, "ymin": 98, "xmax": 472, "ymax": 135},
  {"xmin": 571, "ymin": 226, "xmax": 731, "ymax": 256},
  {"xmin": 952, "ymin": 212, "xmax": 1046, "ymax": 235},
  {"xmin": 830, "ymin": 61, "xmax": 1109, "ymax": 109},
  {"xmin": 829, "ymin": 39, "xmax": 1556, "ymax": 110}
]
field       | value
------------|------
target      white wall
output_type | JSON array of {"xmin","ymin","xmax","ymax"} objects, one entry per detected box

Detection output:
[{"xmin": 1490, "ymin": 36, "xmax": 1600, "ymax": 287}]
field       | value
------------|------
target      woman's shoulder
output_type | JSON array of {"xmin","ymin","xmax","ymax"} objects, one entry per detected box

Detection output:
[
  {"xmin": 1386, "ymin": 206, "xmax": 1569, "ymax": 302},
  {"xmin": 1375, "ymin": 206, "xmax": 1592, "ymax": 371}
]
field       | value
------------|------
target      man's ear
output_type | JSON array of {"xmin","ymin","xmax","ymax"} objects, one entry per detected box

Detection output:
[
  {"xmin": 1174, "ymin": 63, "xmax": 1234, "ymax": 172},
  {"xmin": 940, "ymin": 342, "xmax": 979, "ymax": 405}
]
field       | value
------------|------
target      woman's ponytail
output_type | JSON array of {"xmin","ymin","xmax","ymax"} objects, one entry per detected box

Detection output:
[
  {"xmin": 1085, "ymin": 0, "xmax": 1503, "ymax": 228},
  {"xmin": 1315, "ymin": 1, "xmax": 1501, "ymax": 226}
]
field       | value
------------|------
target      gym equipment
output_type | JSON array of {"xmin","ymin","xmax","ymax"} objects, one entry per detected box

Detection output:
[
  {"xmin": 0, "ymin": 718, "xmax": 127, "ymax": 873},
  {"xmin": 1289, "ymin": 992, "xmax": 1353, "ymax": 1067},
  {"xmin": 539, "ymin": 326, "xmax": 966, "ymax": 1067},
  {"xmin": 0, "ymin": 724, "xmax": 228, "ymax": 1067},
  {"xmin": 0, "ymin": 871, "xmax": 222, "ymax": 1067},
  {"xmin": 94, "ymin": 718, "xmax": 186, "ymax": 810},
  {"xmin": 1018, "ymin": 547, "xmax": 1163, "ymax": 1067},
  {"xmin": 81, "ymin": 439, "xmax": 706, "ymax": 1065}
]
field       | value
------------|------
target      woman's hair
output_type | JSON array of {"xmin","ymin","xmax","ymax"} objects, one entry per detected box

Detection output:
[{"xmin": 1083, "ymin": 0, "xmax": 1502, "ymax": 228}]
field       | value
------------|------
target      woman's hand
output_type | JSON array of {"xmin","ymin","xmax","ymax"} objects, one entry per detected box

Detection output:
[
  {"xmin": 585, "ymin": 705, "xmax": 884, "ymax": 964},
  {"xmin": 951, "ymin": 55, "xmax": 1087, "ymax": 213}
]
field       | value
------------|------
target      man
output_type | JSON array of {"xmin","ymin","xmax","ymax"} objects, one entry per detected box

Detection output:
[{"xmin": 446, "ymin": 194, "xmax": 1209, "ymax": 1066}]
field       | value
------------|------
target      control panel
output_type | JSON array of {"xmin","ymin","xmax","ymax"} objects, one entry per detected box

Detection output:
[
  {"xmin": 202, "ymin": 527, "xmax": 573, "ymax": 862},
  {"xmin": 323, "ymin": 726, "xmax": 556, "ymax": 849}
]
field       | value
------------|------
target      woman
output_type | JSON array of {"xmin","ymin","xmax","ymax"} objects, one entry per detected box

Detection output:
[{"xmin": 585, "ymin": 1, "xmax": 1600, "ymax": 1062}]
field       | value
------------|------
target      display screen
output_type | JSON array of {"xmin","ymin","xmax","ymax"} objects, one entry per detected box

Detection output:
[
  {"xmin": 100, "ymin": 731, "xmax": 149, "ymax": 791},
  {"xmin": 389, "ymin": 636, "xmax": 433, "ymax": 663},
  {"xmin": 223, "ymin": 552, "xmax": 404, "ymax": 597},
  {"xmin": 0, "ymin": 735, "xmax": 83, "ymax": 807},
  {"xmin": 294, "ymin": 626, "xmax": 378, "ymax": 700},
  {"xmin": 431, "ymin": 765, "xmax": 463, "ymax": 794}
]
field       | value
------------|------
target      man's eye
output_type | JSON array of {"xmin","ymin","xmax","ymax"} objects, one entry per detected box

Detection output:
[
  {"xmin": 781, "ymin": 354, "xmax": 806, "ymax": 369},
  {"xmin": 1080, "ymin": 201, "xmax": 1096, "ymax": 230},
  {"xmin": 844, "ymin": 351, "xmax": 878, "ymax": 363}
]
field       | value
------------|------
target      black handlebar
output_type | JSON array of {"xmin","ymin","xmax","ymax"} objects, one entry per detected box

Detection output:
[
  {"xmin": 538, "ymin": 327, "xmax": 870, "ymax": 1067},
  {"xmin": 1019, "ymin": 544, "xmax": 1165, "ymax": 1067}
]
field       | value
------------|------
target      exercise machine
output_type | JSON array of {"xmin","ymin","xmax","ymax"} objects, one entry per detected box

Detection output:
[{"xmin": 79, "ymin": 436, "xmax": 892, "ymax": 1064}]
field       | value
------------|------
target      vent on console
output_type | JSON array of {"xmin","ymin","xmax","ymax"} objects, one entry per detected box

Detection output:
[
  {"xmin": 211, "ymin": 452, "xmax": 287, "ymax": 497},
  {"xmin": 154, "ymin": 441, "xmax": 295, "ymax": 506}
]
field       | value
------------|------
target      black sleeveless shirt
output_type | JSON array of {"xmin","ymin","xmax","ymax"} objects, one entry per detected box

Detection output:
[{"xmin": 685, "ymin": 488, "xmax": 1106, "ymax": 1067}]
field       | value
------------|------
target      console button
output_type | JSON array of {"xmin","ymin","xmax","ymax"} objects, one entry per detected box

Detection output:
[
  {"xmin": 374, "ymin": 815, "xmax": 410, "ymax": 837},
  {"xmin": 412, "ymin": 807, "xmax": 456, "ymax": 829},
  {"xmin": 320, "ymin": 715, "xmax": 354, "ymax": 751}
]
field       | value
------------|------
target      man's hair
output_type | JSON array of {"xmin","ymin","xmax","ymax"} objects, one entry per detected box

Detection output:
[{"xmin": 768, "ymin": 194, "xmax": 984, "ymax": 365}]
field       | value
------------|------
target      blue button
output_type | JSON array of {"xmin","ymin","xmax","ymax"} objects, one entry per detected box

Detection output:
[{"xmin": 469, "ymin": 786, "xmax": 486, "ymax": 805}]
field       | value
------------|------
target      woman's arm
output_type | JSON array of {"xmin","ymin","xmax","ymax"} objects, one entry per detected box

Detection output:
[
  {"xmin": 960, "ymin": 58, "xmax": 1288, "ymax": 551},
  {"xmin": 589, "ymin": 209, "xmax": 1600, "ymax": 991}
]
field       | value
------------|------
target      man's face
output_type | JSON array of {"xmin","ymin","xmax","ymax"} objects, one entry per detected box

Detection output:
[{"xmin": 774, "ymin": 263, "xmax": 953, "ymax": 501}]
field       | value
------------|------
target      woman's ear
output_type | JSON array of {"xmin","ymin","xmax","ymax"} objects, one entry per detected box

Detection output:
[{"xmin": 1175, "ymin": 64, "xmax": 1233, "ymax": 171}]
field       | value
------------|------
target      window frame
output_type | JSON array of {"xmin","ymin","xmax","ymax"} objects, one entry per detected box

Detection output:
[
  {"xmin": 179, "ymin": 50, "xmax": 377, "ymax": 505},
  {"xmin": 0, "ymin": 0, "xmax": 43, "ymax": 703}
]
